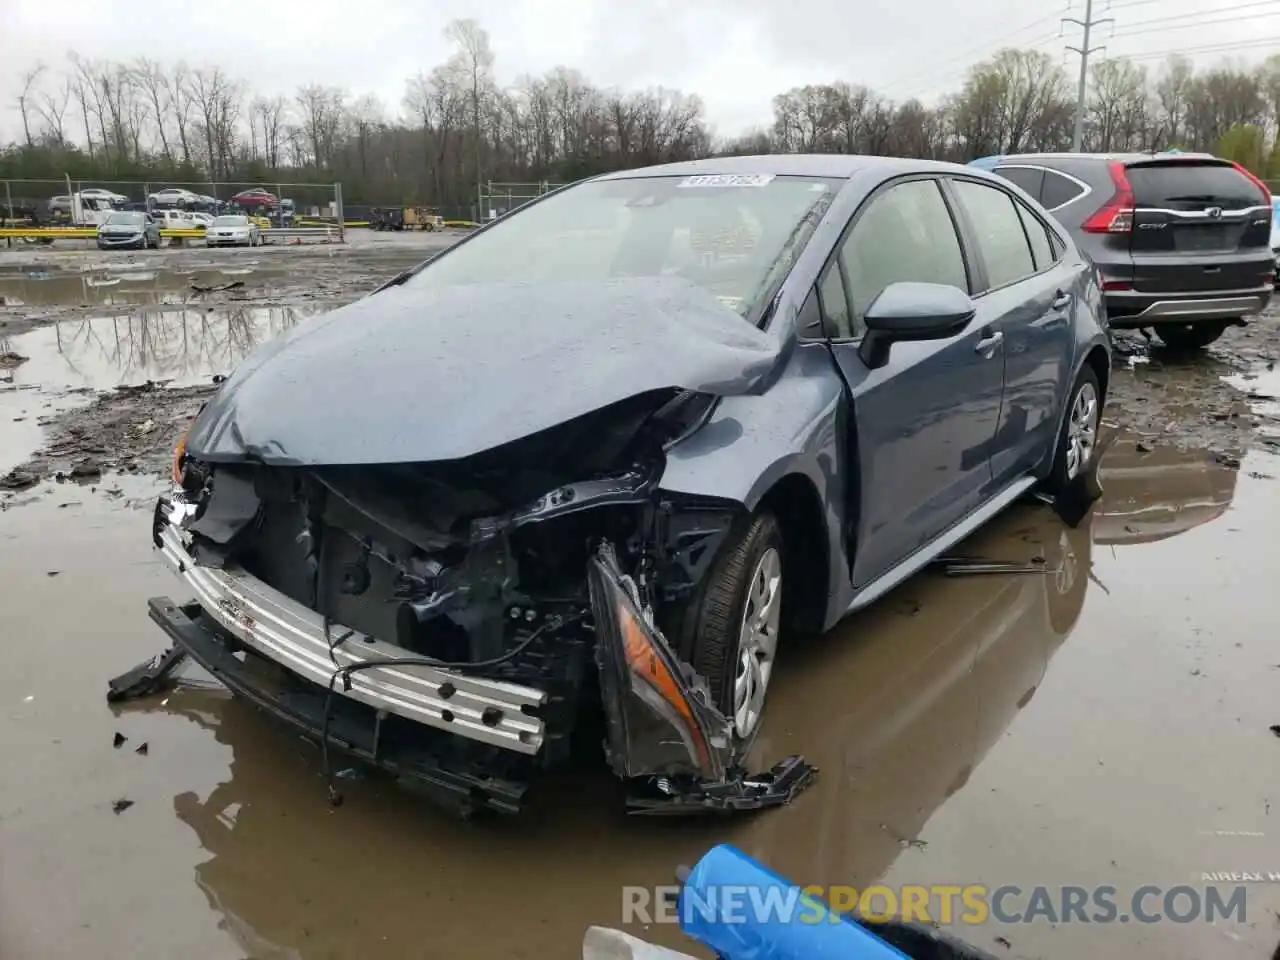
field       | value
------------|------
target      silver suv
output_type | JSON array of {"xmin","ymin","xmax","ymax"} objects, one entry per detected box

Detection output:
[{"xmin": 971, "ymin": 152, "xmax": 1274, "ymax": 349}]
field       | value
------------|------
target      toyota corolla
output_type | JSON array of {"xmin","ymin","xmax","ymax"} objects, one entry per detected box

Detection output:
[{"xmin": 121, "ymin": 155, "xmax": 1111, "ymax": 817}]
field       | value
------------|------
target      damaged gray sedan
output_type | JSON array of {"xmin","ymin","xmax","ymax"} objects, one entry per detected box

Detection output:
[{"xmin": 129, "ymin": 155, "xmax": 1110, "ymax": 817}]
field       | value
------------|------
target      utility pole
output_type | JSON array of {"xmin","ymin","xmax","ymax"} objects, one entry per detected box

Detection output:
[{"xmin": 1064, "ymin": 0, "xmax": 1113, "ymax": 152}]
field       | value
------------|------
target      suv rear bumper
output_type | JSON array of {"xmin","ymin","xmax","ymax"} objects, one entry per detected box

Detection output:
[{"xmin": 1105, "ymin": 287, "xmax": 1271, "ymax": 327}]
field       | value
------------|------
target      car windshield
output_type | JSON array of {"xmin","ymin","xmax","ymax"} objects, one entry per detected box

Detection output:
[
  {"xmin": 214, "ymin": 216, "xmax": 248, "ymax": 226},
  {"xmin": 105, "ymin": 213, "xmax": 143, "ymax": 226},
  {"xmin": 403, "ymin": 174, "xmax": 843, "ymax": 317}
]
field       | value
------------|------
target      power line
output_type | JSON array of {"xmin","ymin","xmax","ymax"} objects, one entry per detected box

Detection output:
[
  {"xmin": 1112, "ymin": 35, "xmax": 1280, "ymax": 59},
  {"xmin": 878, "ymin": 10, "xmax": 1066, "ymax": 97},
  {"xmin": 1108, "ymin": 1, "xmax": 1280, "ymax": 38},
  {"xmin": 887, "ymin": 30, "xmax": 1066, "ymax": 102}
]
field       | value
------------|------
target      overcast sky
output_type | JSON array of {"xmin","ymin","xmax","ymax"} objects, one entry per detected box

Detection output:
[{"xmin": 3, "ymin": 0, "xmax": 1276, "ymax": 141}]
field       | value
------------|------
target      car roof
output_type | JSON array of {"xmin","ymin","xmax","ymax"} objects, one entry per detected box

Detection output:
[
  {"xmin": 983, "ymin": 151, "xmax": 1222, "ymax": 165},
  {"xmin": 592, "ymin": 153, "xmax": 974, "ymax": 181}
]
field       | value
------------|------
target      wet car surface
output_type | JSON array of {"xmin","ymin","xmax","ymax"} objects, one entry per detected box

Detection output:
[{"xmin": 3, "ymin": 235, "xmax": 1280, "ymax": 959}]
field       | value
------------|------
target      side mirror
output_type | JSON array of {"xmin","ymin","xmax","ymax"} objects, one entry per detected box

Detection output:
[{"xmin": 859, "ymin": 281, "xmax": 976, "ymax": 370}]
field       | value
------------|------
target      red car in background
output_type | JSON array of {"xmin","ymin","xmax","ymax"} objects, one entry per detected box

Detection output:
[{"xmin": 230, "ymin": 188, "xmax": 278, "ymax": 208}]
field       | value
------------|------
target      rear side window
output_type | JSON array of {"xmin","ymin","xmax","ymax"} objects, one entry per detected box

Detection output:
[
  {"xmin": 1015, "ymin": 202, "xmax": 1056, "ymax": 271},
  {"xmin": 994, "ymin": 166, "xmax": 1045, "ymax": 200},
  {"xmin": 950, "ymin": 180, "xmax": 1036, "ymax": 291},
  {"xmin": 1126, "ymin": 162, "xmax": 1264, "ymax": 209},
  {"xmin": 1041, "ymin": 170, "xmax": 1087, "ymax": 210}
]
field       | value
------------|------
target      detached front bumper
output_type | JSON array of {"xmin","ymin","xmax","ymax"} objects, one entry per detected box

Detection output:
[{"xmin": 152, "ymin": 504, "xmax": 548, "ymax": 755}]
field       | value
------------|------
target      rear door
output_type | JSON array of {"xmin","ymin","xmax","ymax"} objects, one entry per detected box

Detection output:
[
  {"xmin": 1127, "ymin": 158, "xmax": 1273, "ymax": 293},
  {"xmin": 946, "ymin": 176, "xmax": 1076, "ymax": 485}
]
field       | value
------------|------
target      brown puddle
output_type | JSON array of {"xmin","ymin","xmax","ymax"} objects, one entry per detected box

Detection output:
[
  {"xmin": 0, "ymin": 262, "xmax": 291, "ymax": 309},
  {"xmin": 2, "ymin": 438, "xmax": 1279, "ymax": 959}
]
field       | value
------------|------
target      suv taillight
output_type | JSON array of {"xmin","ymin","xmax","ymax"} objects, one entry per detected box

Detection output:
[
  {"xmin": 1082, "ymin": 162, "xmax": 1135, "ymax": 234},
  {"xmin": 1230, "ymin": 161, "xmax": 1272, "ymax": 207}
]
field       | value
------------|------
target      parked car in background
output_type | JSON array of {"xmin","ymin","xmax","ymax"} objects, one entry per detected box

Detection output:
[
  {"xmin": 149, "ymin": 187, "xmax": 202, "ymax": 206},
  {"xmin": 144, "ymin": 155, "xmax": 1110, "ymax": 814},
  {"xmin": 205, "ymin": 214, "xmax": 262, "ymax": 247},
  {"xmin": 97, "ymin": 211, "xmax": 161, "ymax": 250},
  {"xmin": 150, "ymin": 209, "xmax": 199, "ymax": 230},
  {"xmin": 971, "ymin": 152, "xmax": 1274, "ymax": 349},
  {"xmin": 231, "ymin": 188, "xmax": 278, "ymax": 208},
  {"xmin": 47, "ymin": 195, "xmax": 72, "ymax": 215},
  {"xmin": 186, "ymin": 211, "xmax": 215, "ymax": 229},
  {"xmin": 1270, "ymin": 194, "xmax": 1280, "ymax": 284},
  {"xmin": 79, "ymin": 186, "xmax": 130, "ymax": 204}
]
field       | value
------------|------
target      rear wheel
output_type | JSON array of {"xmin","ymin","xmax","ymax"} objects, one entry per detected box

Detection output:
[
  {"xmin": 1156, "ymin": 320, "xmax": 1228, "ymax": 350},
  {"xmin": 674, "ymin": 512, "xmax": 784, "ymax": 747},
  {"xmin": 1042, "ymin": 366, "xmax": 1102, "ymax": 497}
]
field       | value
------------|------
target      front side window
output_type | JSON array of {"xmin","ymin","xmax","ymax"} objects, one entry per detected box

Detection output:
[
  {"xmin": 950, "ymin": 179, "xmax": 1036, "ymax": 291},
  {"xmin": 840, "ymin": 178, "xmax": 969, "ymax": 318},
  {"xmin": 105, "ymin": 213, "xmax": 143, "ymax": 226},
  {"xmin": 402, "ymin": 174, "xmax": 843, "ymax": 319}
]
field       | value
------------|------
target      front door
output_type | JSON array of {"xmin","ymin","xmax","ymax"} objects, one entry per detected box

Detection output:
[{"xmin": 816, "ymin": 177, "xmax": 1007, "ymax": 588}]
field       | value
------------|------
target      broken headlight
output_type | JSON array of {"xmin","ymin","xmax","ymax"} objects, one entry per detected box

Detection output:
[{"xmin": 588, "ymin": 543, "xmax": 733, "ymax": 783}]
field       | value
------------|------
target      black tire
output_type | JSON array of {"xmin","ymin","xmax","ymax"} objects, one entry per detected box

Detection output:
[
  {"xmin": 1042, "ymin": 366, "xmax": 1102, "ymax": 497},
  {"xmin": 673, "ymin": 511, "xmax": 784, "ymax": 748},
  {"xmin": 1155, "ymin": 320, "xmax": 1228, "ymax": 350}
]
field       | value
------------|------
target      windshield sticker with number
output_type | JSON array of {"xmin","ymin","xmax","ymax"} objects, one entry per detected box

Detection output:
[{"xmin": 677, "ymin": 174, "xmax": 775, "ymax": 188}]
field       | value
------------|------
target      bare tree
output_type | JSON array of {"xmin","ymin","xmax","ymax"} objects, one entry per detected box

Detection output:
[
  {"xmin": 33, "ymin": 73, "xmax": 72, "ymax": 144},
  {"xmin": 444, "ymin": 18, "xmax": 495, "ymax": 207},
  {"xmin": 16, "ymin": 64, "xmax": 46, "ymax": 147}
]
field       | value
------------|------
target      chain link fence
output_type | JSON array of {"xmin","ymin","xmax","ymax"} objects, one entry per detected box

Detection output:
[
  {"xmin": 478, "ymin": 181, "xmax": 562, "ymax": 223},
  {"xmin": 2, "ymin": 178, "xmax": 344, "ymax": 228}
]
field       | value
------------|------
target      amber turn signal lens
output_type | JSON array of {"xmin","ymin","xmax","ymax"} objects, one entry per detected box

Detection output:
[
  {"xmin": 617, "ymin": 604, "xmax": 711, "ymax": 769},
  {"xmin": 172, "ymin": 425, "xmax": 191, "ymax": 485}
]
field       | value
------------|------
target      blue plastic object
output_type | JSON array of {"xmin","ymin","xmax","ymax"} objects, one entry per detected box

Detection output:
[
  {"xmin": 677, "ymin": 844, "xmax": 912, "ymax": 960},
  {"xmin": 966, "ymin": 155, "xmax": 1002, "ymax": 169}
]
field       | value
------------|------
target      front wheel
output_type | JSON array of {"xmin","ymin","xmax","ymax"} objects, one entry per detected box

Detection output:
[
  {"xmin": 674, "ymin": 511, "xmax": 784, "ymax": 747},
  {"xmin": 1042, "ymin": 366, "xmax": 1102, "ymax": 497},
  {"xmin": 1156, "ymin": 320, "xmax": 1228, "ymax": 350}
]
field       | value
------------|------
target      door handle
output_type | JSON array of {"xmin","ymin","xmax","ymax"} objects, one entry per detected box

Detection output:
[
  {"xmin": 975, "ymin": 331, "xmax": 1004, "ymax": 355},
  {"xmin": 1052, "ymin": 292, "xmax": 1072, "ymax": 310}
]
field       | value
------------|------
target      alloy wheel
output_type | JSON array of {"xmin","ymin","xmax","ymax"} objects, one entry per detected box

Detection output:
[{"xmin": 733, "ymin": 546, "xmax": 782, "ymax": 739}]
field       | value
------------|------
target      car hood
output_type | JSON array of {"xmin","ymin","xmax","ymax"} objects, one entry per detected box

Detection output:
[{"xmin": 186, "ymin": 277, "xmax": 783, "ymax": 466}]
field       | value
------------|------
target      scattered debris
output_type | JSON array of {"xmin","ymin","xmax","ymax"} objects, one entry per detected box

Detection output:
[
  {"xmin": 1269, "ymin": 725, "xmax": 1280, "ymax": 738},
  {"xmin": 0, "ymin": 468, "xmax": 39, "ymax": 491},
  {"xmin": 1214, "ymin": 452, "xmax": 1243, "ymax": 469},
  {"xmin": 112, "ymin": 732, "xmax": 126, "ymax": 748},
  {"xmin": 106, "ymin": 646, "xmax": 189, "ymax": 703},
  {"xmin": 994, "ymin": 936, "xmax": 1012, "ymax": 949},
  {"xmin": 67, "ymin": 457, "xmax": 102, "ymax": 480},
  {"xmin": 189, "ymin": 280, "xmax": 244, "ymax": 294},
  {"xmin": 110, "ymin": 798, "xmax": 134, "ymax": 815},
  {"xmin": 134, "ymin": 742, "xmax": 148, "ymax": 756},
  {"xmin": 0, "ymin": 351, "xmax": 29, "ymax": 368}
]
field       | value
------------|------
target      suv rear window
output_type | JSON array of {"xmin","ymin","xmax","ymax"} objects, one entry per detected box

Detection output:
[{"xmin": 1126, "ymin": 162, "xmax": 1264, "ymax": 209}]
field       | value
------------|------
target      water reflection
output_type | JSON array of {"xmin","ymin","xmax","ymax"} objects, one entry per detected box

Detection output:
[
  {"xmin": 6, "ymin": 307, "xmax": 314, "ymax": 390},
  {"xmin": 1093, "ymin": 432, "xmax": 1240, "ymax": 546},
  {"xmin": 0, "ymin": 264, "xmax": 287, "ymax": 308},
  {"xmin": 115, "ymin": 504, "xmax": 1104, "ymax": 958}
]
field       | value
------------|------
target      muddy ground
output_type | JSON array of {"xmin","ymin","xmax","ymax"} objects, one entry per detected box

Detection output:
[{"xmin": 2, "ymin": 239, "xmax": 1280, "ymax": 960}]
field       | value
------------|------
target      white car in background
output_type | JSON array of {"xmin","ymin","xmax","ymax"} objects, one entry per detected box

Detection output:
[
  {"xmin": 149, "ymin": 187, "xmax": 202, "ymax": 206},
  {"xmin": 206, "ymin": 214, "xmax": 263, "ymax": 247},
  {"xmin": 186, "ymin": 212, "xmax": 216, "ymax": 229},
  {"xmin": 79, "ymin": 187, "xmax": 130, "ymax": 204}
]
